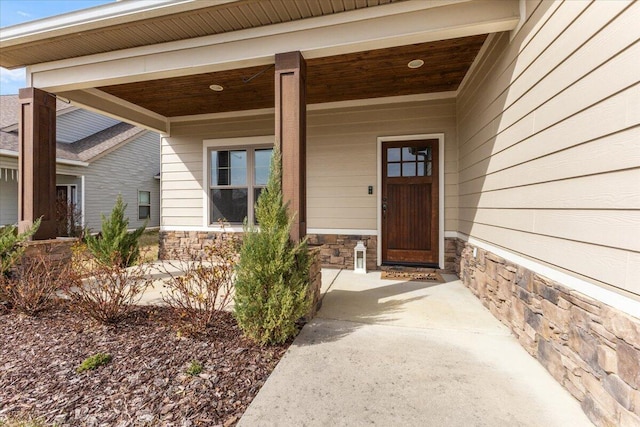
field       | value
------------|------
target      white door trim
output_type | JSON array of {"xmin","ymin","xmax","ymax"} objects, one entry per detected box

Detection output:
[{"xmin": 376, "ymin": 133, "xmax": 445, "ymax": 269}]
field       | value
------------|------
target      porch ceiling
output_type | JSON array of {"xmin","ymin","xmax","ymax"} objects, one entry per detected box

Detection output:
[
  {"xmin": 98, "ymin": 34, "xmax": 487, "ymax": 117},
  {"xmin": 0, "ymin": 0, "xmax": 407, "ymax": 69}
]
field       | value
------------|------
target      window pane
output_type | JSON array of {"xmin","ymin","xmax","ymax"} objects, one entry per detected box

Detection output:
[
  {"xmin": 402, "ymin": 162, "xmax": 416, "ymax": 177},
  {"xmin": 387, "ymin": 163, "xmax": 401, "ymax": 177},
  {"xmin": 138, "ymin": 191, "xmax": 150, "ymax": 205},
  {"xmin": 139, "ymin": 206, "xmax": 150, "ymax": 220},
  {"xmin": 211, "ymin": 151, "xmax": 229, "ymax": 186},
  {"xmin": 230, "ymin": 150, "xmax": 247, "ymax": 185},
  {"xmin": 211, "ymin": 188, "xmax": 248, "ymax": 223},
  {"xmin": 402, "ymin": 147, "xmax": 416, "ymax": 161},
  {"xmin": 387, "ymin": 147, "xmax": 401, "ymax": 162},
  {"xmin": 255, "ymin": 148, "xmax": 273, "ymax": 185},
  {"xmin": 211, "ymin": 150, "xmax": 247, "ymax": 186}
]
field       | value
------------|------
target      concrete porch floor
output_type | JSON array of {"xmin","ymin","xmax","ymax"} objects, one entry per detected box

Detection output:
[{"xmin": 239, "ymin": 269, "xmax": 593, "ymax": 426}]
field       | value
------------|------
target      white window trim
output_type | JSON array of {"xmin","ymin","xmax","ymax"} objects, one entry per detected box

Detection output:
[
  {"xmin": 138, "ymin": 190, "xmax": 151, "ymax": 220},
  {"xmin": 202, "ymin": 135, "xmax": 275, "ymax": 232},
  {"xmin": 376, "ymin": 133, "xmax": 445, "ymax": 269}
]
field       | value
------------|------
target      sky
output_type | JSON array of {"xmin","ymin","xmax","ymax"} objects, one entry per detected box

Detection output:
[{"xmin": 0, "ymin": 0, "xmax": 114, "ymax": 95}]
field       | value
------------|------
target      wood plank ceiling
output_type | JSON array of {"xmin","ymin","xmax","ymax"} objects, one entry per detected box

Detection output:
[
  {"xmin": 0, "ymin": 0, "xmax": 403, "ymax": 69},
  {"xmin": 99, "ymin": 34, "xmax": 487, "ymax": 117}
]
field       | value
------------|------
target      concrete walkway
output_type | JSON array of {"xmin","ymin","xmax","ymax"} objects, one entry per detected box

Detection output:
[{"xmin": 239, "ymin": 269, "xmax": 593, "ymax": 426}]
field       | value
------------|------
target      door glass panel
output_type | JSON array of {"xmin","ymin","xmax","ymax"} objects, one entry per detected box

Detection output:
[
  {"xmin": 402, "ymin": 147, "xmax": 416, "ymax": 161},
  {"xmin": 387, "ymin": 163, "xmax": 401, "ymax": 177},
  {"xmin": 417, "ymin": 161, "xmax": 432, "ymax": 177},
  {"xmin": 387, "ymin": 147, "xmax": 401, "ymax": 162},
  {"xmin": 416, "ymin": 146, "xmax": 431, "ymax": 160},
  {"xmin": 402, "ymin": 162, "xmax": 416, "ymax": 177}
]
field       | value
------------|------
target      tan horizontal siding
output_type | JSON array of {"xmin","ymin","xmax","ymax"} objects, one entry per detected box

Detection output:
[
  {"xmin": 161, "ymin": 117, "xmax": 273, "ymax": 227},
  {"xmin": 457, "ymin": 0, "xmax": 640, "ymax": 296},
  {"xmin": 162, "ymin": 99, "xmax": 458, "ymax": 231}
]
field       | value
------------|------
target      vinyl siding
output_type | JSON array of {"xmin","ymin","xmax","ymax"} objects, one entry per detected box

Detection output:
[
  {"xmin": 83, "ymin": 131, "xmax": 160, "ymax": 231},
  {"xmin": 162, "ymin": 99, "xmax": 458, "ymax": 230},
  {"xmin": 0, "ymin": 168, "xmax": 18, "ymax": 226},
  {"xmin": 0, "ymin": 157, "xmax": 84, "ymax": 226},
  {"xmin": 56, "ymin": 109, "xmax": 120, "ymax": 143},
  {"xmin": 456, "ymin": 1, "xmax": 640, "ymax": 296}
]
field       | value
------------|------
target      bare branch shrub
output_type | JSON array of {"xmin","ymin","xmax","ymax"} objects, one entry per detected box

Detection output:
[
  {"xmin": 55, "ymin": 199, "xmax": 84, "ymax": 238},
  {"xmin": 0, "ymin": 254, "xmax": 65, "ymax": 315},
  {"xmin": 62, "ymin": 243, "xmax": 152, "ymax": 324},
  {"xmin": 160, "ymin": 232, "xmax": 239, "ymax": 335}
]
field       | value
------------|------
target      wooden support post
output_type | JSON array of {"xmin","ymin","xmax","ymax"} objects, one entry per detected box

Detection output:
[
  {"xmin": 18, "ymin": 87, "xmax": 57, "ymax": 240},
  {"xmin": 275, "ymin": 51, "xmax": 307, "ymax": 242}
]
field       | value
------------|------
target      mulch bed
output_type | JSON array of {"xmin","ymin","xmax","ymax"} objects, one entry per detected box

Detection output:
[{"xmin": 0, "ymin": 304, "xmax": 289, "ymax": 427}]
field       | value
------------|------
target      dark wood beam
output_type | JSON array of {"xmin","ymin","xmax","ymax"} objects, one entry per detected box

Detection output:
[
  {"xmin": 275, "ymin": 51, "xmax": 306, "ymax": 242},
  {"xmin": 18, "ymin": 87, "xmax": 57, "ymax": 240}
]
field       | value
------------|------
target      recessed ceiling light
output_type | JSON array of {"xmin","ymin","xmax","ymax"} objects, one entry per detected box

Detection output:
[
  {"xmin": 408, "ymin": 59, "xmax": 424, "ymax": 69},
  {"xmin": 209, "ymin": 84, "xmax": 224, "ymax": 92}
]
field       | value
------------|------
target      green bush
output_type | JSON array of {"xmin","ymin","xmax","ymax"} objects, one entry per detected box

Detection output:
[
  {"xmin": 76, "ymin": 353, "xmax": 112, "ymax": 373},
  {"xmin": 233, "ymin": 146, "xmax": 311, "ymax": 345},
  {"xmin": 186, "ymin": 360, "xmax": 203, "ymax": 376},
  {"xmin": 85, "ymin": 195, "xmax": 146, "ymax": 267},
  {"xmin": 0, "ymin": 220, "xmax": 40, "ymax": 277}
]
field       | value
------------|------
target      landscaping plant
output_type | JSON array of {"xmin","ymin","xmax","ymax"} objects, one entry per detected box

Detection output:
[
  {"xmin": 84, "ymin": 195, "xmax": 146, "ymax": 267},
  {"xmin": 62, "ymin": 244, "xmax": 152, "ymax": 324},
  {"xmin": 160, "ymin": 229, "xmax": 239, "ymax": 335},
  {"xmin": 186, "ymin": 360, "xmax": 203, "ymax": 376},
  {"xmin": 0, "ymin": 254, "xmax": 66, "ymax": 315},
  {"xmin": 76, "ymin": 353, "xmax": 112, "ymax": 373},
  {"xmin": 0, "ymin": 220, "xmax": 40, "ymax": 277},
  {"xmin": 233, "ymin": 146, "xmax": 311, "ymax": 345}
]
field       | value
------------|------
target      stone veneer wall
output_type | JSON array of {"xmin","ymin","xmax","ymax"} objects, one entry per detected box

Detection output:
[
  {"xmin": 159, "ymin": 231, "xmax": 235, "ymax": 259},
  {"xmin": 19, "ymin": 238, "xmax": 77, "ymax": 275},
  {"xmin": 161, "ymin": 231, "xmax": 459, "ymax": 273},
  {"xmin": 306, "ymin": 234, "xmax": 377, "ymax": 271},
  {"xmin": 457, "ymin": 239, "xmax": 640, "ymax": 427},
  {"xmin": 159, "ymin": 231, "xmax": 322, "ymax": 321}
]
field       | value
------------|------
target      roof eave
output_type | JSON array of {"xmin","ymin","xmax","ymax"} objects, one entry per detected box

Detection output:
[{"xmin": 0, "ymin": 0, "xmax": 239, "ymax": 59}]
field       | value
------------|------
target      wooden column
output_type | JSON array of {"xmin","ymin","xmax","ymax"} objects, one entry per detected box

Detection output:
[
  {"xmin": 18, "ymin": 87, "xmax": 57, "ymax": 240},
  {"xmin": 275, "ymin": 51, "xmax": 306, "ymax": 242}
]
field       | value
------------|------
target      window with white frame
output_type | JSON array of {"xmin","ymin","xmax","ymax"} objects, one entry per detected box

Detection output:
[
  {"xmin": 209, "ymin": 146, "xmax": 273, "ymax": 224},
  {"xmin": 138, "ymin": 191, "xmax": 151, "ymax": 220}
]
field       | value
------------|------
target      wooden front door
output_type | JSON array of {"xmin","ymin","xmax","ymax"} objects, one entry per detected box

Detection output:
[{"xmin": 382, "ymin": 139, "xmax": 439, "ymax": 265}]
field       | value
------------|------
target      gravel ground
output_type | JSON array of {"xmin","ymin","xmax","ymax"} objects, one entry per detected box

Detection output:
[{"xmin": 0, "ymin": 304, "xmax": 288, "ymax": 427}]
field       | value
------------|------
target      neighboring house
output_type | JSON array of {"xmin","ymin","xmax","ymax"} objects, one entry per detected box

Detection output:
[
  {"xmin": 0, "ymin": 1, "xmax": 638, "ymax": 425},
  {"xmin": 0, "ymin": 95, "xmax": 160, "ymax": 231}
]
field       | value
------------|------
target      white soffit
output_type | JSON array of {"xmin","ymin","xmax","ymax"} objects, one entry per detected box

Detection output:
[
  {"xmin": 28, "ymin": 0, "xmax": 520, "ymax": 93},
  {"xmin": 0, "ymin": 1, "xmax": 237, "ymax": 47}
]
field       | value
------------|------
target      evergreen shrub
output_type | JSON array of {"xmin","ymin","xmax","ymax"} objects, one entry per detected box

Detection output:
[
  {"xmin": 234, "ymin": 146, "xmax": 311, "ymax": 345},
  {"xmin": 85, "ymin": 195, "xmax": 146, "ymax": 267}
]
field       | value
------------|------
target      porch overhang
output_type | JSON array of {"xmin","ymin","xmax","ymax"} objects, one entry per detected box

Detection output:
[{"xmin": 0, "ymin": 0, "xmax": 520, "ymax": 132}]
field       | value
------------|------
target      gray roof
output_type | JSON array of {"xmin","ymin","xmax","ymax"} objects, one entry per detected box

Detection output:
[
  {"xmin": 0, "ymin": 94, "xmax": 73, "ymax": 129},
  {"xmin": 0, "ymin": 95, "xmax": 146, "ymax": 163}
]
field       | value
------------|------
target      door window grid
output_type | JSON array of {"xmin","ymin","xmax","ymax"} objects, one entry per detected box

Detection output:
[{"xmin": 386, "ymin": 145, "xmax": 432, "ymax": 177}]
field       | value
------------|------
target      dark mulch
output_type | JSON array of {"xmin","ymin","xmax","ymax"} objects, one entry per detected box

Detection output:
[{"xmin": 0, "ymin": 304, "xmax": 289, "ymax": 427}]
